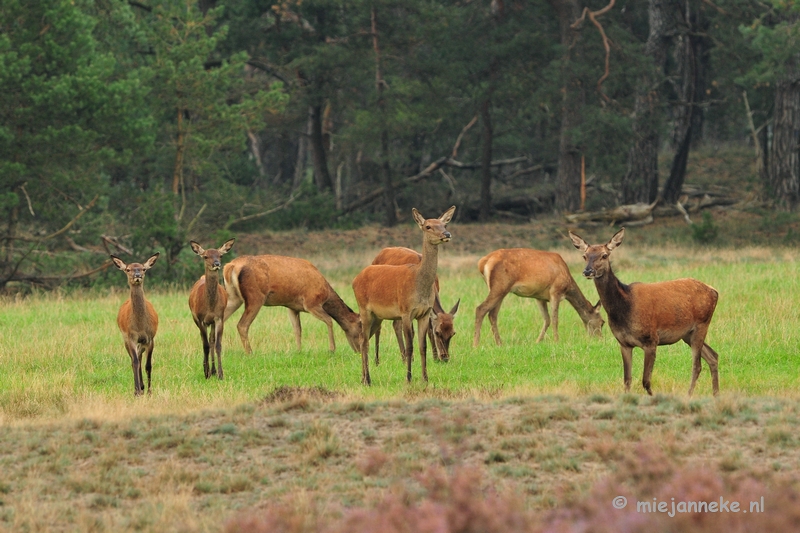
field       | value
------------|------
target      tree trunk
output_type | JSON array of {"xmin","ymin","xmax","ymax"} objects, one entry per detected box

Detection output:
[
  {"xmin": 309, "ymin": 104, "xmax": 333, "ymax": 192},
  {"xmin": 479, "ymin": 98, "xmax": 493, "ymax": 221},
  {"xmin": 622, "ymin": 0, "xmax": 676, "ymax": 204},
  {"xmin": 549, "ymin": 0, "xmax": 584, "ymax": 212},
  {"xmin": 372, "ymin": 7, "xmax": 396, "ymax": 227},
  {"xmin": 769, "ymin": 70, "xmax": 800, "ymax": 209}
]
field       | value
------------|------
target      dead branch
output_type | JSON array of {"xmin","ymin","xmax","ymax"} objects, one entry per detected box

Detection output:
[
  {"xmin": 224, "ymin": 190, "xmax": 303, "ymax": 230},
  {"xmin": 20, "ymin": 184, "xmax": 35, "ymax": 216},
  {"xmin": 502, "ymin": 164, "xmax": 546, "ymax": 181},
  {"xmin": 571, "ymin": 0, "xmax": 615, "ymax": 102},
  {"xmin": 451, "ymin": 116, "xmax": 478, "ymax": 158},
  {"xmin": 101, "ymin": 235, "xmax": 133, "ymax": 256},
  {"xmin": 39, "ymin": 195, "xmax": 99, "ymax": 242},
  {"xmin": 5, "ymin": 259, "xmax": 114, "ymax": 286},
  {"xmin": 564, "ymin": 200, "xmax": 657, "ymax": 225},
  {"xmin": 742, "ymin": 90, "xmax": 763, "ymax": 174}
]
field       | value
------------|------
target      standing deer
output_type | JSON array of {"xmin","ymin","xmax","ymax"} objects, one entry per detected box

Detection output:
[
  {"xmin": 569, "ymin": 228, "xmax": 720, "ymax": 396},
  {"xmin": 352, "ymin": 206, "xmax": 455, "ymax": 385},
  {"xmin": 111, "ymin": 253, "xmax": 159, "ymax": 396},
  {"xmin": 188, "ymin": 239, "xmax": 235, "ymax": 380},
  {"xmin": 370, "ymin": 246, "xmax": 460, "ymax": 364},
  {"xmin": 473, "ymin": 248, "xmax": 603, "ymax": 346},
  {"xmin": 223, "ymin": 255, "xmax": 361, "ymax": 354}
]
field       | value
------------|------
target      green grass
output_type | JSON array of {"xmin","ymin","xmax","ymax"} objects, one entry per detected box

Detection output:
[{"xmin": 1, "ymin": 243, "xmax": 798, "ymax": 421}]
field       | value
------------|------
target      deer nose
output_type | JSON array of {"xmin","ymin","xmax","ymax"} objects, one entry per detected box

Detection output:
[
  {"xmin": 213, "ymin": 260, "xmax": 221, "ymax": 269},
  {"xmin": 583, "ymin": 267, "xmax": 594, "ymax": 278},
  {"xmin": 443, "ymin": 231, "xmax": 451, "ymax": 239}
]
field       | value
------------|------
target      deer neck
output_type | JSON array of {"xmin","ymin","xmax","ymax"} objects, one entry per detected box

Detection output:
[
  {"xmin": 129, "ymin": 283, "xmax": 151, "ymax": 331},
  {"xmin": 593, "ymin": 266, "xmax": 631, "ymax": 324},
  {"xmin": 564, "ymin": 281, "xmax": 596, "ymax": 325},
  {"xmin": 415, "ymin": 239, "xmax": 439, "ymax": 303},
  {"xmin": 205, "ymin": 268, "xmax": 221, "ymax": 309}
]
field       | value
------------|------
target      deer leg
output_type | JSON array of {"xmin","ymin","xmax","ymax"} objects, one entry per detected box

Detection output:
[
  {"xmin": 208, "ymin": 323, "xmax": 217, "ymax": 377},
  {"xmin": 702, "ymin": 343, "xmax": 720, "ymax": 396},
  {"xmin": 308, "ymin": 306, "xmax": 336, "ymax": 352},
  {"xmin": 143, "ymin": 341, "xmax": 154, "ymax": 396},
  {"xmin": 488, "ymin": 302, "xmax": 504, "ymax": 345},
  {"xmin": 535, "ymin": 300, "xmax": 550, "ymax": 343},
  {"xmin": 287, "ymin": 309, "xmax": 303, "ymax": 351},
  {"xmin": 428, "ymin": 318, "xmax": 441, "ymax": 362},
  {"xmin": 418, "ymin": 316, "xmax": 430, "ymax": 382},
  {"xmin": 551, "ymin": 296, "xmax": 561, "ymax": 342},
  {"xmin": 235, "ymin": 302, "xmax": 262, "ymax": 354},
  {"xmin": 360, "ymin": 312, "xmax": 373, "ymax": 386},
  {"xmin": 401, "ymin": 317, "xmax": 414, "ymax": 382},
  {"xmin": 196, "ymin": 318, "xmax": 211, "ymax": 379},
  {"xmin": 214, "ymin": 317, "xmax": 224, "ymax": 380},
  {"xmin": 126, "ymin": 340, "xmax": 143, "ymax": 396},
  {"xmin": 641, "ymin": 345, "xmax": 657, "ymax": 396},
  {"xmin": 620, "ymin": 345, "xmax": 633, "ymax": 393},
  {"xmin": 369, "ymin": 319, "xmax": 383, "ymax": 366},
  {"xmin": 223, "ymin": 296, "xmax": 243, "ymax": 322},
  {"xmin": 373, "ymin": 322, "xmax": 382, "ymax": 366},
  {"xmin": 392, "ymin": 320, "xmax": 407, "ymax": 362}
]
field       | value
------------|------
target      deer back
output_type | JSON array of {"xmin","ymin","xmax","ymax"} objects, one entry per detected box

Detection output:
[
  {"xmin": 479, "ymin": 248, "xmax": 574, "ymax": 300},
  {"xmin": 225, "ymin": 255, "xmax": 334, "ymax": 310}
]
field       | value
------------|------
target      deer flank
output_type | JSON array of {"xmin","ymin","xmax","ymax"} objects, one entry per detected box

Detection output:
[
  {"xmin": 473, "ymin": 248, "xmax": 603, "ymax": 346},
  {"xmin": 352, "ymin": 206, "xmax": 455, "ymax": 385},
  {"xmin": 189, "ymin": 239, "xmax": 235, "ymax": 380},
  {"xmin": 569, "ymin": 228, "xmax": 720, "ymax": 396},
  {"xmin": 223, "ymin": 255, "xmax": 361, "ymax": 354},
  {"xmin": 111, "ymin": 253, "xmax": 159, "ymax": 396}
]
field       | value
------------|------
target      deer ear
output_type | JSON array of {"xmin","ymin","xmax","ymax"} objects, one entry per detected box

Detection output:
[
  {"xmin": 218, "ymin": 238, "xmax": 235, "ymax": 255},
  {"xmin": 594, "ymin": 300, "xmax": 602, "ymax": 312},
  {"xmin": 143, "ymin": 253, "xmax": 160, "ymax": 270},
  {"xmin": 450, "ymin": 298, "xmax": 460, "ymax": 316},
  {"xmin": 439, "ymin": 205, "xmax": 456, "ymax": 224},
  {"xmin": 568, "ymin": 231, "xmax": 588, "ymax": 252},
  {"xmin": 412, "ymin": 208, "xmax": 426, "ymax": 227},
  {"xmin": 110, "ymin": 255, "xmax": 127, "ymax": 271},
  {"xmin": 607, "ymin": 227, "xmax": 625, "ymax": 251},
  {"xmin": 190, "ymin": 241, "xmax": 205, "ymax": 256}
]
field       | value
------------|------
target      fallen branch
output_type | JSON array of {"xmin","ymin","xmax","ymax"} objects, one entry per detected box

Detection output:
[
  {"xmin": 224, "ymin": 190, "xmax": 303, "ymax": 230},
  {"xmin": 565, "ymin": 200, "xmax": 657, "ymax": 225}
]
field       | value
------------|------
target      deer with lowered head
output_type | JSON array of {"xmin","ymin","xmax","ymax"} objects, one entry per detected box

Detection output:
[
  {"xmin": 188, "ymin": 238, "xmax": 235, "ymax": 380},
  {"xmin": 223, "ymin": 254, "xmax": 361, "ymax": 354},
  {"xmin": 569, "ymin": 228, "xmax": 720, "ymax": 396},
  {"xmin": 473, "ymin": 248, "xmax": 603, "ymax": 346},
  {"xmin": 370, "ymin": 246, "xmax": 460, "ymax": 364},
  {"xmin": 111, "ymin": 253, "xmax": 159, "ymax": 396},
  {"xmin": 352, "ymin": 206, "xmax": 455, "ymax": 385}
]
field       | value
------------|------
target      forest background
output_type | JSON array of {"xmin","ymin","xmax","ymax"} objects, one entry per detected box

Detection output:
[{"xmin": 1, "ymin": 0, "xmax": 799, "ymax": 287}]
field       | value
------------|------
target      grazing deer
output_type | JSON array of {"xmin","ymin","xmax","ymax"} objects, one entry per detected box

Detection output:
[
  {"xmin": 352, "ymin": 206, "xmax": 455, "ymax": 385},
  {"xmin": 473, "ymin": 248, "xmax": 603, "ymax": 346},
  {"xmin": 370, "ymin": 246, "xmax": 460, "ymax": 364},
  {"xmin": 188, "ymin": 239, "xmax": 235, "ymax": 380},
  {"xmin": 111, "ymin": 253, "xmax": 159, "ymax": 396},
  {"xmin": 569, "ymin": 228, "xmax": 720, "ymax": 396},
  {"xmin": 223, "ymin": 255, "xmax": 361, "ymax": 354}
]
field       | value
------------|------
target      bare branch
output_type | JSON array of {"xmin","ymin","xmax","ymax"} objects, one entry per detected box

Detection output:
[
  {"xmin": 571, "ymin": 0, "xmax": 616, "ymax": 102},
  {"xmin": 20, "ymin": 185, "xmax": 35, "ymax": 216},
  {"xmin": 451, "ymin": 116, "xmax": 478, "ymax": 158},
  {"xmin": 34, "ymin": 195, "xmax": 99, "ymax": 242},
  {"xmin": 224, "ymin": 191, "xmax": 303, "ymax": 230}
]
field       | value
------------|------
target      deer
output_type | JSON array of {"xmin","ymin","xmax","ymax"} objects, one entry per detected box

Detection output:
[
  {"xmin": 352, "ymin": 206, "xmax": 455, "ymax": 385},
  {"xmin": 473, "ymin": 248, "xmax": 603, "ymax": 346},
  {"xmin": 569, "ymin": 228, "xmax": 720, "ymax": 396},
  {"xmin": 370, "ymin": 246, "xmax": 460, "ymax": 364},
  {"xmin": 223, "ymin": 255, "xmax": 361, "ymax": 354},
  {"xmin": 188, "ymin": 238, "xmax": 235, "ymax": 380},
  {"xmin": 111, "ymin": 253, "xmax": 160, "ymax": 396}
]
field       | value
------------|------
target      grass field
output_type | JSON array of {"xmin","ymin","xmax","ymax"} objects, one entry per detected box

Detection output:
[{"xmin": 1, "ymin": 230, "xmax": 800, "ymax": 531}]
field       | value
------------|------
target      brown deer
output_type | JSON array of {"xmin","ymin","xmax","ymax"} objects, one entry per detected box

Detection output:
[
  {"xmin": 569, "ymin": 228, "xmax": 720, "ymax": 396},
  {"xmin": 352, "ymin": 206, "xmax": 455, "ymax": 385},
  {"xmin": 473, "ymin": 248, "xmax": 603, "ymax": 346},
  {"xmin": 111, "ymin": 253, "xmax": 160, "ymax": 396},
  {"xmin": 223, "ymin": 255, "xmax": 361, "ymax": 354},
  {"xmin": 188, "ymin": 239, "xmax": 235, "ymax": 380},
  {"xmin": 370, "ymin": 246, "xmax": 460, "ymax": 364}
]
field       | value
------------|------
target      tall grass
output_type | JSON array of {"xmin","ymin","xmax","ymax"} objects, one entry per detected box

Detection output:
[{"xmin": 1, "ymin": 243, "xmax": 798, "ymax": 422}]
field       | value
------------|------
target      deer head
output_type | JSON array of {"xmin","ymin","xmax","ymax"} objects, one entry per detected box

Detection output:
[
  {"xmin": 111, "ymin": 253, "xmax": 160, "ymax": 287},
  {"xmin": 569, "ymin": 228, "xmax": 625, "ymax": 280},
  {"xmin": 190, "ymin": 239, "xmax": 235, "ymax": 271},
  {"xmin": 412, "ymin": 206, "xmax": 455, "ymax": 245}
]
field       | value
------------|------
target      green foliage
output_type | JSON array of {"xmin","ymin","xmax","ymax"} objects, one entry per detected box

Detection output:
[{"xmin": 691, "ymin": 211, "xmax": 719, "ymax": 244}]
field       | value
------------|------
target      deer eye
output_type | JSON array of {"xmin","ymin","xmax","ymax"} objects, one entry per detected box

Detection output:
[
  {"xmin": 602, "ymin": 253, "xmax": 608, "ymax": 259},
  {"xmin": 426, "ymin": 225, "xmax": 431, "ymax": 229}
]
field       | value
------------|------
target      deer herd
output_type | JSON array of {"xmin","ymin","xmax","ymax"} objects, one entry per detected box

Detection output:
[{"xmin": 112, "ymin": 207, "xmax": 721, "ymax": 398}]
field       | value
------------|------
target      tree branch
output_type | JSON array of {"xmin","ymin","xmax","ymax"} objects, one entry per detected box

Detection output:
[
  {"xmin": 224, "ymin": 191, "xmax": 303, "ymax": 230},
  {"xmin": 571, "ymin": 0, "xmax": 616, "ymax": 103}
]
